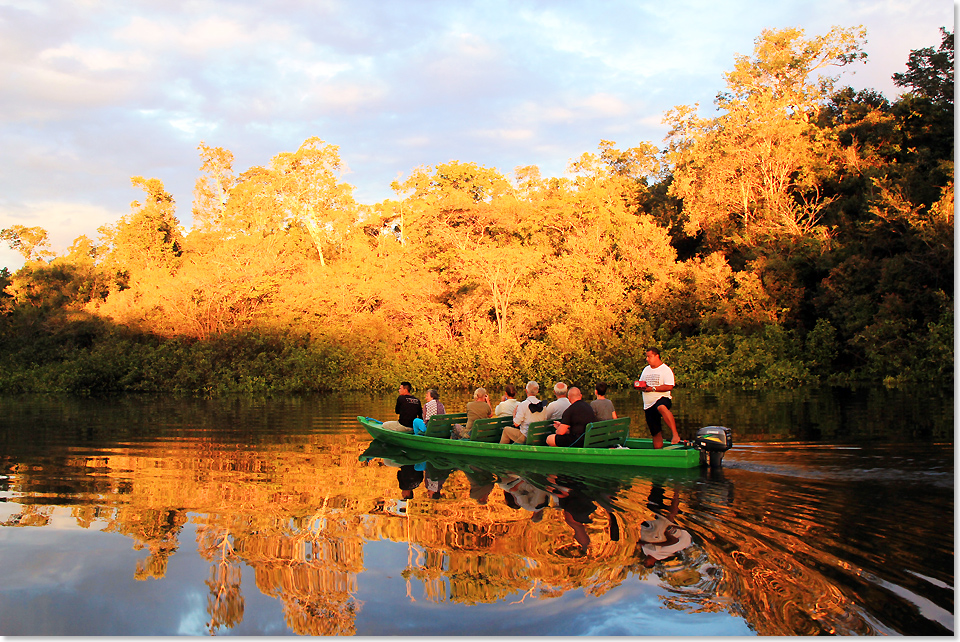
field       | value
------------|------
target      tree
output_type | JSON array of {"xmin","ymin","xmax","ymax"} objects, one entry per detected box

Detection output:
[
  {"xmin": 893, "ymin": 27, "xmax": 954, "ymax": 105},
  {"xmin": 98, "ymin": 177, "xmax": 184, "ymax": 281},
  {"xmin": 270, "ymin": 137, "xmax": 357, "ymax": 267},
  {"xmin": 192, "ymin": 142, "xmax": 236, "ymax": 232},
  {"xmin": 0, "ymin": 225, "xmax": 53, "ymax": 261},
  {"xmin": 666, "ymin": 27, "xmax": 867, "ymax": 251}
]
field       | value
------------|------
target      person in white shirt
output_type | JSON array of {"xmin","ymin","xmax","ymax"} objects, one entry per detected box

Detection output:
[
  {"xmin": 494, "ymin": 383, "xmax": 520, "ymax": 418},
  {"xmin": 544, "ymin": 381, "xmax": 570, "ymax": 420},
  {"xmin": 501, "ymin": 381, "xmax": 548, "ymax": 444},
  {"xmin": 634, "ymin": 347, "xmax": 679, "ymax": 449}
]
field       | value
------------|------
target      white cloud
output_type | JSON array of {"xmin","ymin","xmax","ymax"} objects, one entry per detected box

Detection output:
[
  {"xmin": 0, "ymin": 0, "xmax": 950, "ymax": 257},
  {"xmin": 0, "ymin": 202, "xmax": 124, "ymax": 253},
  {"xmin": 38, "ymin": 43, "xmax": 148, "ymax": 71},
  {"xmin": 114, "ymin": 15, "xmax": 294, "ymax": 56},
  {"xmin": 470, "ymin": 128, "xmax": 535, "ymax": 142}
]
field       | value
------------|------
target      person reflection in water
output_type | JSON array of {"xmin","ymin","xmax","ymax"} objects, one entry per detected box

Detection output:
[
  {"xmin": 638, "ymin": 484, "xmax": 692, "ymax": 567},
  {"xmin": 546, "ymin": 474, "xmax": 596, "ymax": 554},
  {"xmin": 424, "ymin": 463, "xmax": 452, "ymax": 500},
  {"xmin": 396, "ymin": 464, "xmax": 423, "ymax": 500},
  {"xmin": 498, "ymin": 474, "xmax": 550, "ymax": 523}
]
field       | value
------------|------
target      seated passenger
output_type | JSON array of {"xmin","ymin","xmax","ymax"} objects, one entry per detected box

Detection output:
[
  {"xmin": 544, "ymin": 381, "xmax": 571, "ymax": 420},
  {"xmin": 494, "ymin": 383, "xmax": 520, "ymax": 418},
  {"xmin": 423, "ymin": 389, "xmax": 446, "ymax": 421},
  {"xmin": 395, "ymin": 381, "xmax": 422, "ymax": 429},
  {"xmin": 546, "ymin": 387, "xmax": 596, "ymax": 448},
  {"xmin": 501, "ymin": 381, "xmax": 548, "ymax": 444},
  {"xmin": 590, "ymin": 382, "xmax": 617, "ymax": 420},
  {"xmin": 465, "ymin": 387, "xmax": 493, "ymax": 433}
]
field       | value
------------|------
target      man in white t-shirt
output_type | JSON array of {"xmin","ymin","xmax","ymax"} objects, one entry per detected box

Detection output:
[
  {"xmin": 501, "ymin": 381, "xmax": 548, "ymax": 444},
  {"xmin": 634, "ymin": 347, "xmax": 679, "ymax": 449}
]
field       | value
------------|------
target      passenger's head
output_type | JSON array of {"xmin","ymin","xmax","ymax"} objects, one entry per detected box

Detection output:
[
  {"xmin": 526, "ymin": 381, "xmax": 539, "ymax": 396},
  {"xmin": 568, "ymin": 387, "xmax": 582, "ymax": 403},
  {"xmin": 504, "ymin": 383, "xmax": 516, "ymax": 399},
  {"xmin": 399, "ymin": 381, "xmax": 413, "ymax": 394},
  {"xmin": 474, "ymin": 387, "xmax": 488, "ymax": 401},
  {"xmin": 554, "ymin": 382, "xmax": 568, "ymax": 398},
  {"xmin": 427, "ymin": 388, "xmax": 439, "ymax": 402},
  {"xmin": 595, "ymin": 382, "xmax": 608, "ymax": 396}
]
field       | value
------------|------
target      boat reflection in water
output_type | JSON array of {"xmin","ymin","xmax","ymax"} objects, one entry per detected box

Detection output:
[
  {"xmin": 360, "ymin": 440, "xmax": 727, "ymax": 618},
  {"xmin": 1, "ymin": 410, "xmax": 951, "ymax": 637}
]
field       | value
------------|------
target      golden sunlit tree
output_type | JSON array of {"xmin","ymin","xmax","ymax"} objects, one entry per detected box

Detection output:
[
  {"xmin": 0, "ymin": 225, "xmax": 54, "ymax": 262},
  {"xmin": 666, "ymin": 26, "xmax": 868, "ymax": 250}
]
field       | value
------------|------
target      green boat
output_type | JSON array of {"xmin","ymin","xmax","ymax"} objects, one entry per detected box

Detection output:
[{"xmin": 356, "ymin": 415, "xmax": 724, "ymax": 469}]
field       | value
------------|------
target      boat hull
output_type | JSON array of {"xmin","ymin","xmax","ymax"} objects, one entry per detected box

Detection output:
[{"xmin": 357, "ymin": 416, "xmax": 702, "ymax": 468}]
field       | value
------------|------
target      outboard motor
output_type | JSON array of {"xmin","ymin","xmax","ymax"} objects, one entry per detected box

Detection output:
[{"xmin": 693, "ymin": 426, "xmax": 733, "ymax": 468}]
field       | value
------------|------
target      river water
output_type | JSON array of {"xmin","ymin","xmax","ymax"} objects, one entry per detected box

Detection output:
[{"xmin": 0, "ymin": 388, "xmax": 952, "ymax": 636}]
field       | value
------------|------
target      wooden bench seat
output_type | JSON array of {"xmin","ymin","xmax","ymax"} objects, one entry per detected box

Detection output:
[{"xmin": 582, "ymin": 417, "xmax": 631, "ymax": 448}]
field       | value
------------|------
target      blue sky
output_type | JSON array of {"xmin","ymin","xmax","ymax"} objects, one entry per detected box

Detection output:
[{"xmin": 0, "ymin": 0, "xmax": 951, "ymax": 270}]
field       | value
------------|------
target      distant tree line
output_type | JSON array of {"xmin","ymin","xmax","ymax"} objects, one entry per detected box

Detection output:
[{"xmin": 0, "ymin": 26, "xmax": 952, "ymax": 395}]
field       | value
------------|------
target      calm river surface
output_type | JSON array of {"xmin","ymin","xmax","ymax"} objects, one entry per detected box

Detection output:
[{"xmin": 0, "ymin": 388, "xmax": 952, "ymax": 636}]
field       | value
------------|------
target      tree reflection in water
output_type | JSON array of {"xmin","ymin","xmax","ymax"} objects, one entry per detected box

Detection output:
[{"xmin": 0, "ymin": 418, "xmax": 951, "ymax": 636}]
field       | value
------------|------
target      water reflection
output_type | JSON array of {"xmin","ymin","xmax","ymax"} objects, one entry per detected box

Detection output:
[
  {"xmin": 0, "ymin": 395, "xmax": 953, "ymax": 636},
  {"xmin": 360, "ymin": 441, "xmax": 730, "ymax": 615}
]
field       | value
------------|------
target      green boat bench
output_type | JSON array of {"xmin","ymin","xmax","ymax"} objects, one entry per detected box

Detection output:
[
  {"xmin": 469, "ymin": 415, "xmax": 514, "ymax": 442},
  {"xmin": 582, "ymin": 417, "xmax": 631, "ymax": 448},
  {"xmin": 424, "ymin": 412, "xmax": 467, "ymax": 438},
  {"xmin": 424, "ymin": 413, "xmax": 631, "ymax": 449},
  {"xmin": 526, "ymin": 417, "xmax": 630, "ymax": 447}
]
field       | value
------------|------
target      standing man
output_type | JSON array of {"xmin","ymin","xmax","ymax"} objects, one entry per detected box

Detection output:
[
  {"xmin": 546, "ymin": 387, "xmax": 595, "ymax": 448},
  {"xmin": 395, "ymin": 381, "xmax": 423, "ymax": 429},
  {"xmin": 634, "ymin": 348, "xmax": 679, "ymax": 448}
]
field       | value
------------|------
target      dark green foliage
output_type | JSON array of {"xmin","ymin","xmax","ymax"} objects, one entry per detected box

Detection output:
[{"xmin": 892, "ymin": 27, "xmax": 954, "ymax": 106}]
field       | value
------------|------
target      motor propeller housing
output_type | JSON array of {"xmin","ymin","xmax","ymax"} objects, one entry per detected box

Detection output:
[{"xmin": 693, "ymin": 426, "xmax": 732, "ymax": 468}]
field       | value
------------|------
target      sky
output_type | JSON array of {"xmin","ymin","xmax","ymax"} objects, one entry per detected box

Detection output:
[{"xmin": 0, "ymin": 0, "xmax": 952, "ymax": 270}]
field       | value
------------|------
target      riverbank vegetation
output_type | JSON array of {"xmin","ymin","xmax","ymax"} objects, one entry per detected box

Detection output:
[{"xmin": 0, "ymin": 26, "xmax": 952, "ymax": 395}]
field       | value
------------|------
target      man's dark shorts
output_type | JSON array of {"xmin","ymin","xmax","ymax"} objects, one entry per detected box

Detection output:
[
  {"xmin": 644, "ymin": 397, "xmax": 672, "ymax": 436},
  {"xmin": 553, "ymin": 431, "xmax": 582, "ymax": 447}
]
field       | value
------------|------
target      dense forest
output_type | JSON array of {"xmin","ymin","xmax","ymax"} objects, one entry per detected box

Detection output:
[{"xmin": 0, "ymin": 26, "xmax": 952, "ymax": 395}]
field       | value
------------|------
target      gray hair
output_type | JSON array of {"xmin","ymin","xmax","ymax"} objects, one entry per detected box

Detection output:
[
  {"xmin": 525, "ymin": 381, "xmax": 539, "ymax": 395},
  {"xmin": 474, "ymin": 387, "xmax": 488, "ymax": 400},
  {"xmin": 554, "ymin": 381, "xmax": 568, "ymax": 397},
  {"xmin": 427, "ymin": 388, "xmax": 440, "ymax": 401}
]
